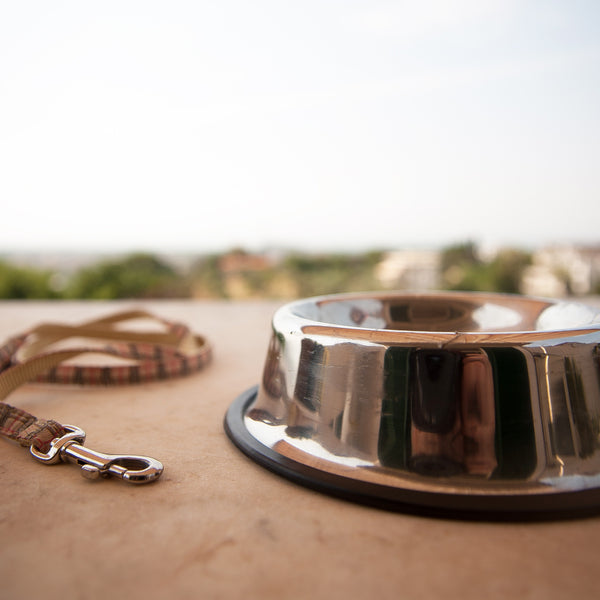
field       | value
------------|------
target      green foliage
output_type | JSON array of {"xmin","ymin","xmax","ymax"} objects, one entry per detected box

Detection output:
[
  {"xmin": 0, "ymin": 261, "xmax": 60, "ymax": 299},
  {"xmin": 65, "ymin": 253, "xmax": 190, "ymax": 299},
  {"xmin": 283, "ymin": 251, "xmax": 385, "ymax": 297},
  {"xmin": 441, "ymin": 242, "xmax": 479, "ymax": 272},
  {"xmin": 490, "ymin": 249, "xmax": 532, "ymax": 293},
  {"xmin": 442, "ymin": 247, "xmax": 532, "ymax": 294}
]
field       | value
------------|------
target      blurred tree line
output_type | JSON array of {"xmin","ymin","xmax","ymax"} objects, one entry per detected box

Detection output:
[
  {"xmin": 440, "ymin": 242, "xmax": 532, "ymax": 294},
  {"xmin": 0, "ymin": 261, "xmax": 61, "ymax": 299},
  {"xmin": 190, "ymin": 249, "xmax": 385, "ymax": 299},
  {"xmin": 0, "ymin": 243, "xmax": 581, "ymax": 300},
  {"xmin": 0, "ymin": 250, "xmax": 386, "ymax": 300},
  {"xmin": 0, "ymin": 254, "xmax": 190, "ymax": 300},
  {"xmin": 66, "ymin": 254, "xmax": 190, "ymax": 299}
]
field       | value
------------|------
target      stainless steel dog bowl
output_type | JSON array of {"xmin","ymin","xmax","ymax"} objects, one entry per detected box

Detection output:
[{"xmin": 225, "ymin": 292, "xmax": 600, "ymax": 517}]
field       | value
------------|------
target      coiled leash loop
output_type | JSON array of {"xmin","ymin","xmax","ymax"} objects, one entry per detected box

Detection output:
[{"xmin": 0, "ymin": 309, "xmax": 211, "ymax": 484}]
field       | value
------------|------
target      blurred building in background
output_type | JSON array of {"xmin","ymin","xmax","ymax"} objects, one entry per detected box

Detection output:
[
  {"xmin": 375, "ymin": 250, "xmax": 441, "ymax": 290},
  {"xmin": 522, "ymin": 246, "xmax": 600, "ymax": 298}
]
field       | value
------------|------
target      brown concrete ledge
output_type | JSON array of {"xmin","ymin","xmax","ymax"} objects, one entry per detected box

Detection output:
[{"xmin": 1, "ymin": 300, "xmax": 599, "ymax": 600}]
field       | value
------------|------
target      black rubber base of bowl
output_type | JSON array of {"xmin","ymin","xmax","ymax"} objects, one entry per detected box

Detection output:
[{"xmin": 224, "ymin": 386, "xmax": 600, "ymax": 521}]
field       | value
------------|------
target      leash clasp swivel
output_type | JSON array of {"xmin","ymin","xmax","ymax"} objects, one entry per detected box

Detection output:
[{"xmin": 30, "ymin": 425, "xmax": 163, "ymax": 484}]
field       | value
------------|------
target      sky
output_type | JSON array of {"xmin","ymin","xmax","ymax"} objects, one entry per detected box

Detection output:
[{"xmin": 1, "ymin": 1, "xmax": 599, "ymax": 254}]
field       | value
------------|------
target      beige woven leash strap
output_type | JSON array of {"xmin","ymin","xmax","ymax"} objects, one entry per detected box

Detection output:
[{"xmin": 0, "ymin": 310, "xmax": 212, "ymax": 483}]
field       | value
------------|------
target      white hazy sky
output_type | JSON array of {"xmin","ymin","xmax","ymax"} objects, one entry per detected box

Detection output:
[{"xmin": 1, "ymin": 1, "xmax": 599, "ymax": 253}]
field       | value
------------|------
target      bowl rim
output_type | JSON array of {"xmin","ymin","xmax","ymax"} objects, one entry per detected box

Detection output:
[{"xmin": 276, "ymin": 291, "xmax": 600, "ymax": 345}]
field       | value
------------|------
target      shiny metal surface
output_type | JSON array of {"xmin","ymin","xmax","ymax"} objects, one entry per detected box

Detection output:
[
  {"xmin": 226, "ymin": 292, "xmax": 600, "ymax": 514},
  {"xmin": 30, "ymin": 424, "xmax": 164, "ymax": 483}
]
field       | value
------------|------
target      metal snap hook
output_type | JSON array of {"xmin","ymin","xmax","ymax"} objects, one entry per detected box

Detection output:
[{"xmin": 30, "ymin": 425, "xmax": 163, "ymax": 484}]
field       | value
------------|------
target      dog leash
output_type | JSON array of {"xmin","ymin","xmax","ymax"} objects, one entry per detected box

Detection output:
[{"xmin": 0, "ymin": 309, "xmax": 212, "ymax": 484}]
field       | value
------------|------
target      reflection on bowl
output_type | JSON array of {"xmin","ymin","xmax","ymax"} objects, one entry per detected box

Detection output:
[{"xmin": 226, "ymin": 292, "xmax": 600, "ymax": 516}]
